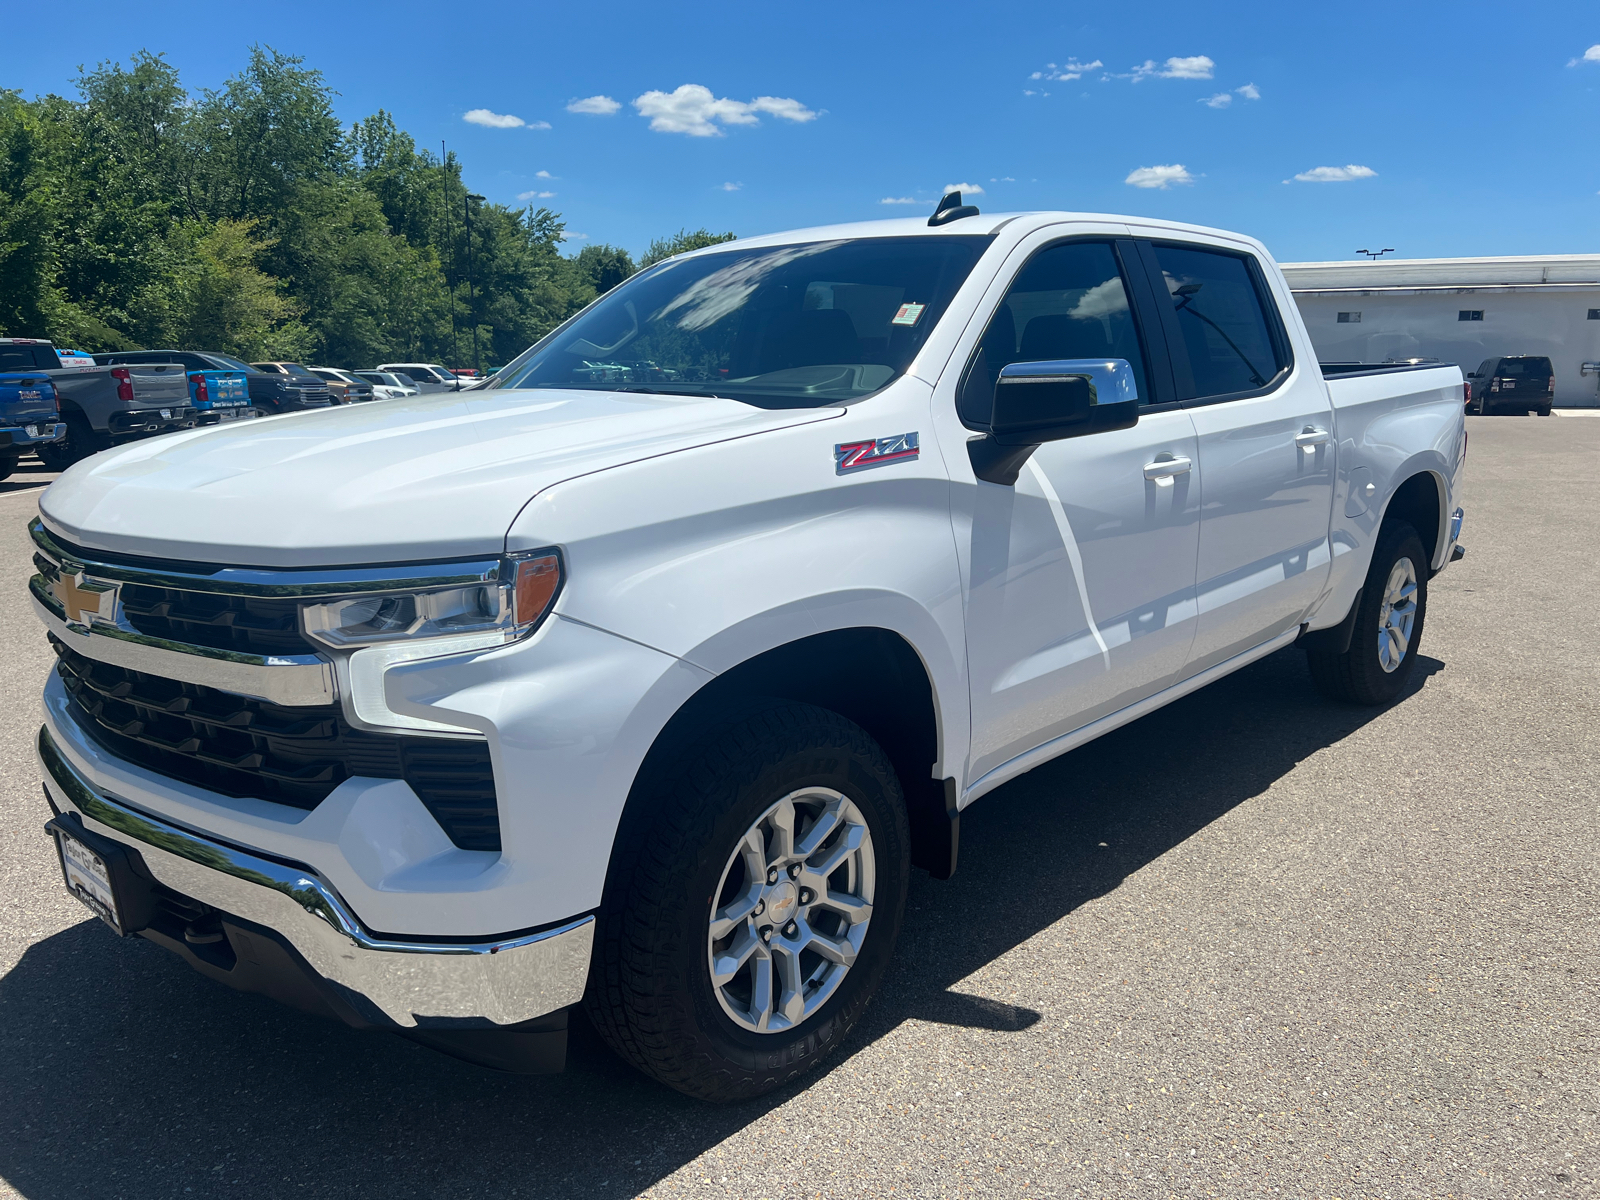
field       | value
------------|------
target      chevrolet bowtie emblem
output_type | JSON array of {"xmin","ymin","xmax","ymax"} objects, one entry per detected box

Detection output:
[{"xmin": 52, "ymin": 573, "xmax": 115, "ymax": 624}]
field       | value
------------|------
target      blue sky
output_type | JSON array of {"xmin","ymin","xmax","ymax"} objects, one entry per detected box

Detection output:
[{"xmin": 9, "ymin": 1, "xmax": 1600, "ymax": 263}]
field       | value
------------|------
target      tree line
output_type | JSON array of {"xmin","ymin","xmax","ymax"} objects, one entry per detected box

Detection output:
[{"xmin": 0, "ymin": 47, "xmax": 734, "ymax": 367}]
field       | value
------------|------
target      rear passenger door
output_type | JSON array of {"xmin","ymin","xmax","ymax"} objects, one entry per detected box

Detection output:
[{"xmin": 1136, "ymin": 239, "xmax": 1336, "ymax": 672}]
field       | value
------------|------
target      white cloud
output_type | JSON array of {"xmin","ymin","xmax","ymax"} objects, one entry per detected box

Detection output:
[
  {"xmin": 1293, "ymin": 164, "xmax": 1377, "ymax": 183},
  {"xmin": 990, "ymin": 176, "xmax": 1016, "ymax": 182},
  {"xmin": 1125, "ymin": 164, "xmax": 1195, "ymax": 189},
  {"xmin": 1035, "ymin": 57, "xmax": 1103, "ymax": 82},
  {"xmin": 561, "ymin": 232, "xmax": 588, "ymax": 241},
  {"xmin": 631, "ymin": 84, "xmax": 817, "ymax": 136},
  {"xmin": 1568, "ymin": 44, "xmax": 1600, "ymax": 66},
  {"xmin": 943, "ymin": 182, "xmax": 984, "ymax": 195},
  {"xmin": 567, "ymin": 95, "xmax": 621, "ymax": 115},
  {"xmin": 721, "ymin": 181, "xmax": 742, "ymax": 191},
  {"xmin": 464, "ymin": 109, "xmax": 527, "ymax": 129},
  {"xmin": 1131, "ymin": 55, "xmax": 1214, "ymax": 81},
  {"xmin": 1236, "ymin": 83, "xmax": 1261, "ymax": 100},
  {"xmin": 517, "ymin": 190, "xmax": 557, "ymax": 200},
  {"xmin": 535, "ymin": 170, "xmax": 555, "ymax": 179},
  {"xmin": 880, "ymin": 197, "xmax": 922, "ymax": 205},
  {"xmin": 1201, "ymin": 93, "xmax": 1232, "ymax": 108}
]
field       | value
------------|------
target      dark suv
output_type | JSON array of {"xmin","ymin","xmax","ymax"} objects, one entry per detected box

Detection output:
[{"xmin": 1466, "ymin": 356, "xmax": 1554, "ymax": 416}]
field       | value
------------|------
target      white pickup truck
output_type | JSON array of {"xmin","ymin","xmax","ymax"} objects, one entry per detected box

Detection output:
[{"xmin": 30, "ymin": 204, "xmax": 1466, "ymax": 1101}]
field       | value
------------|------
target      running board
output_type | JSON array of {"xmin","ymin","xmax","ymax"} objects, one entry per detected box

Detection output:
[{"xmin": 961, "ymin": 627, "xmax": 1302, "ymax": 807}]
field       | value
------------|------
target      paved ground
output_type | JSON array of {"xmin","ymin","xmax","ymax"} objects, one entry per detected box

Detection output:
[{"xmin": 0, "ymin": 419, "xmax": 1594, "ymax": 1200}]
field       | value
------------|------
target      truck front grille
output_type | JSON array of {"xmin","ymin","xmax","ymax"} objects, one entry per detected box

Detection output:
[
  {"xmin": 53, "ymin": 638, "xmax": 500, "ymax": 852},
  {"xmin": 117, "ymin": 583, "xmax": 318, "ymax": 657}
]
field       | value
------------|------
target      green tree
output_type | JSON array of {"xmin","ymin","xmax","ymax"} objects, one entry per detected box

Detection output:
[{"xmin": 638, "ymin": 227, "xmax": 736, "ymax": 271}]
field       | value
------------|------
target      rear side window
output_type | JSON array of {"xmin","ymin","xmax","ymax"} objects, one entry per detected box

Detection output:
[
  {"xmin": 1149, "ymin": 244, "xmax": 1287, "ymax": 401},
  {"xmin": 959, "ymin": 240, "xmax": 1151, "ymax": 425}
]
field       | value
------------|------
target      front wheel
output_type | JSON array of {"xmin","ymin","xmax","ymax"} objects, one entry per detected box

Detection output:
[
  {"xmin": 0, "ymin": 455, "xmax": 15, "ymax": 483},
  {"xmin": 1307, "ymin": 521, "xmax": 1429, "ymax": 705},
  {"xmin": 585, "ymin": 703, "xmax": 910, "ymax": 1102}
]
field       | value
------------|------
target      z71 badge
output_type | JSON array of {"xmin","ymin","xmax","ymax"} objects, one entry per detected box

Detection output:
[{"xmin": 834, "ymin": 432, "xmax": 920, "ymax": 475}]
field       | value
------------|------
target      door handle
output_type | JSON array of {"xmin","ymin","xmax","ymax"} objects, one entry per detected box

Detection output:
[
  {"xmin": 1295, "ymin": 426, "xmax": 1330, "ymax": 450},
  {"xmin": 1143, "ymin": 455, "xmax": 1192, "ymax": 487}
]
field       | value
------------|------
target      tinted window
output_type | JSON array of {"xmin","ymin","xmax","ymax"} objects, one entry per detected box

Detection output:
[
  {"xmin": 200, "ymin": 353, "xmax": 257, "ymax": 373},
  {"xmin": 959, "ymin": 241, "xmax": 1149, "ymax": 425},
  {"xmin": 485, "ymin": 236, "xmax": 992, "ymax": 408},
  {"xmin": 0, "ymin": 345, "xmax": 60, "ymax": 370},
  {"xmin": 1150, "ymin": 244, "xmax": 1285, "ymax": 400},
  {"xmin": 1496, "ymin": 358, "xmax": 1552, "ymax": 377}
]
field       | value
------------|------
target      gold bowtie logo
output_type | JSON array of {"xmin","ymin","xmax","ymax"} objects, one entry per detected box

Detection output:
[{"xmin": 53, "ymin": 574, "xmax": 113, "ymax": 624}]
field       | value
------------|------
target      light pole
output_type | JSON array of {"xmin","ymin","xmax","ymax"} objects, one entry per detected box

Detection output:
[{"xmin": 465, "ymin": 193, "xmax": 486, "ymax": 375}]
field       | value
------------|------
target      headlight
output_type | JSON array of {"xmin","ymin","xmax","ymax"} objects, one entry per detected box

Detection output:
[
  {"xmin": 301, "ymin": 552, "xmax": 562, "ymax": 649},
  {"xmin": 299, "ymin": 551, "xmax": 563, "ymax": 735}
]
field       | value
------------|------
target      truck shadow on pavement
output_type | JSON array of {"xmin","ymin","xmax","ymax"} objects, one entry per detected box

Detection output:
[{"xmin": 0, "ymin": 647, "xmax": 1443, "ymax": 1200}]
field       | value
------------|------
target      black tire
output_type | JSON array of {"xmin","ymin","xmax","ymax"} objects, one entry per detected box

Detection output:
[
  {"xmin": 584, "ymin": 702, "xmax": 910, "ymax": 1102},
  {"xmin": 1537, "ymin": 405, "xmax": 1552, "ymax": 417},
  {"xmin": 36, "ymin": 411, "xmax": 106, "ymax": 471},
  {"xmin": 0, "ymin": 455, "xmax": 15, "ymax": 483},
  {"xmin": 1307, "ymin": 521, "xmax": 1429, "ymax": 705}
]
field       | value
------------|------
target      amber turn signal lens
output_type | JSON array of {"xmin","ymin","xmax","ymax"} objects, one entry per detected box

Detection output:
[{"xmin": 513, "ymin": 555, "xmax": 562, "ymax": 626}]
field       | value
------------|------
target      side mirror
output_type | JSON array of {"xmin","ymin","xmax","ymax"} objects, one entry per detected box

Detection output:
[{"xmin": 967, "ymin": 359, "xmax": 1140, "ymax": 484}]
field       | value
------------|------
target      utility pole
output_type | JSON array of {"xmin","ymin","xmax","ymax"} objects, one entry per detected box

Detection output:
[
  {"xmin": 465, "ymin": 193, "xmax": 485, "ymax": 374},
  {"xmin": 442, "ymin": 141, "xmax": 458, "ymax": 371}
]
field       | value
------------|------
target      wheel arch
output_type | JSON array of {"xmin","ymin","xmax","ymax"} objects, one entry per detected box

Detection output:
[
  {"xmin": 1381, "ymin": 467, "xmax": 1446, "ymax": 570},
  {"xmin": 615, "ymin": 626, "xmax": 959, "ymax": 887}
]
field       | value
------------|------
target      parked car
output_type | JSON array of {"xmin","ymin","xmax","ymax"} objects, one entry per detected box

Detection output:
[
  {"xmin": 1, "ymin": 338, "xmax": 193, "ymax": 469},
  {"xmin": 1465, "ymin": 356, "xmax": 1553, "ymax": 415},
  {"xmin": 374, "ymin": 362, "xmax": 464, "ymax": 392},
  {"xmin": 308, "ymin": 367, "xmax": 376, "ymax": 404},
  {"xmin": 249, "ymin": 361, "xmax": 340, "ymax": 409},
  {"xmin": 29, "ymin": 208, "xmax": 1467, "ymax": 1101},
  {"xmin": 100, "ymin": 350, "xmax": 331, "ymax": 420},
  {"xmin": 0, "ymin": 370, "xmax": 65, "ymax": 481},
  {"xmin": 353, "ymin": 371, "xmax": 419, "ymax": 399},
  {"xmin": 94, "ymin": 351, "xmax": 255, "ymax": 427}
]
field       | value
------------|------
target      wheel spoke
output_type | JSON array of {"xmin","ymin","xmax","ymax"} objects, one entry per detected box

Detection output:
[
  {"xmin": 1388, "ymin": 621, "xmax": 1409, "ymax": 656},
  {"xmin": 801, "ymin": 924, "xmax": 857, "ymax": 968},
  {"xmin": 812, "ymin": 889, "xmax": 872, "ymax": 925},
  {"xmin": 709, "ymin": 891, "xmax": 760, "ymax": 941},
  {"xmin": 771, "ymin": 942, "xmax": 806, "ymax": 1025},
  {"xmin": 809, "ymin": 822, "xmax": 865, "ymax": 878},
  {"xmin": 711, "ymin": 926, "xmax": 761, "ymax": 985},
  {"xmin": 768, "ymin": 798, "xmax": 796, "ymax": 864},
  {"xmin": 749, "ymin": 949, "xmax": 775, "ymax": 1029},
  {"xmin": 794, "ymin": 802, "xmax": 844, "ymax": 860}
]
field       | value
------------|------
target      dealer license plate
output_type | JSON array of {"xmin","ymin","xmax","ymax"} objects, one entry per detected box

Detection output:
[
  {"xmin": 159, "ymin": 408, "xmax": 172, "ymax": 419},
  {"xmin": 54, "ymin": 827, "xmax": 123, "ymax": 934},
  {"xmin": 24, "ymin": 425, "xmax": 38, "ymax": 437}
]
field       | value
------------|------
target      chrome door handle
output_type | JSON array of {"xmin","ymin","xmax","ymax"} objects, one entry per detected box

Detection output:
[
  {"xmin": 1295, "ymin": 426, "xmax": 1330, "ymax": 449},
  {"xmin": 1143, "ymin": 455, "xmax": 1192, "ymax": 487}
]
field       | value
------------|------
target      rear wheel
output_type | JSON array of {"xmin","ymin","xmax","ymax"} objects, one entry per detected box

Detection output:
[
  {"xmin": 585, "ymin": 702, "xmax": 910, "ymax": 1102},
  {"xmin": 0, "ymin": 455, "xmax": 16, "ymax": 483},
  {"xmin": 36, "ymin": 411, "xmax": 106, "ymax": 471},
  {"xmin": 1307, "ymin": 521, "xmax": 1428, "ymax": 705}
]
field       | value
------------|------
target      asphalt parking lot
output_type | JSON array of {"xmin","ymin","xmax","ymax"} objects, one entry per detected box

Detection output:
[{"xmin": 0, "ymin": 417, "xmax": 1595, "ymax": 1200}]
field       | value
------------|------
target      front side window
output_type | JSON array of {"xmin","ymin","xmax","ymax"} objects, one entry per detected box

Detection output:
[
  {"xmin": 1150, "ymin": 243, "xmax": 1286, "ymax": 401},
  {"xmin": 958, "ymin": 240, "xmax": 1150, "ymax": 426},
  {"xmin": 486, "ymin": 236, "xmax": 992, "ymax": 409}
]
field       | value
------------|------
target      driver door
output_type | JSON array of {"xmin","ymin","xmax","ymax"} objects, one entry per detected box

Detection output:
[{"xmin": 957, "ymin": 238, "xmax": 1203, "ymax": 786}]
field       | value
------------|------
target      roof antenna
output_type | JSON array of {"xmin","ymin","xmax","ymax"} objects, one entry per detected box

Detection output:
[{"xmin": 929, "ymin": 191, "xmax": 980, "ymax": 227}]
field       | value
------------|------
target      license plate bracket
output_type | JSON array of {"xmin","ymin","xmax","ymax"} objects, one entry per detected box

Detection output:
[{"xmin": 45, "ymin": 816, "xmax": 157, "ymax": 937}]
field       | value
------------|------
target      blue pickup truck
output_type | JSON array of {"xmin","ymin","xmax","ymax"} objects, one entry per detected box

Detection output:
[
  {"xmin": 92, "ymin": 351, "xmax": 256, "ymax": 426},
  {"xmin": 0, "ymin": 371, "xmax": 65, "ymax": 482}
]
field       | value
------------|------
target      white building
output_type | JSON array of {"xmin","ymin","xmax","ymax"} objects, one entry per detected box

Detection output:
[{"xmin": 1281, "ymin": 255, "xmax": 1600, "ymax": 407}]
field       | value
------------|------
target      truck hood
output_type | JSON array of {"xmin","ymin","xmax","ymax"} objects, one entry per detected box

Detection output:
[{"xmin": 40, "ymin": 389, "xmax": 843, "ymax": 566}]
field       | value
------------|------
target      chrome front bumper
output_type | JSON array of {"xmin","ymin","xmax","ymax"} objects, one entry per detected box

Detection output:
[{"xmin": 38, "ymin": 725, "xmax": 593, "ymax": 1029}]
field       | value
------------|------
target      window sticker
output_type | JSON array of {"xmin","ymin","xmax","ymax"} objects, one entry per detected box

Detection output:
[{"xmin": 890, "ymin": 302, "xmax": 926, "ymax": 327}]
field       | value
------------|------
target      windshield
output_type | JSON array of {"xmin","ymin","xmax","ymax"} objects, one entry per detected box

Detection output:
[
  {"xmin": 203, "ymin": 354, "xmax": 256, "ymax": 373},
  {"xmin": 483, "ymin": 235, "xmax": 992, "ymax": 408}
]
